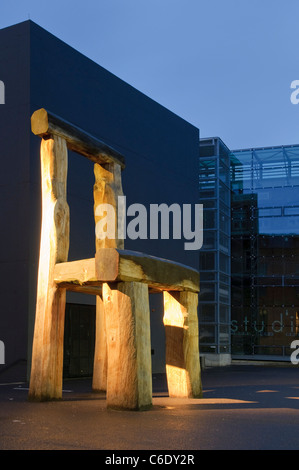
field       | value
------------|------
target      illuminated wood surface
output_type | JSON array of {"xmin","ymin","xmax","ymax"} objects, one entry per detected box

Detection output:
[
  {"xmin": 31, "ymin": 108, "xmax": 125, "ymax": 169},
  {"xmin": 103, "ymin": 282, "xmax": 152, "ymax": 410},
  {"xmin": 53, "ymin": 250, "xmax": 199, "ymax": 293},
  {"xmin": 163, "ymin": 291, "xmax": 202, "ymax": 398},
  {"xmin": 29, "ymin": 136, "xmax": 69, "ymax": 401},
  {"xmin": 92, "ymin": 161, "xmax": 124, "ymax": 392},
  {"xmin": 29, "ymin": 109, "xmax": 201, "ymax": 409}
]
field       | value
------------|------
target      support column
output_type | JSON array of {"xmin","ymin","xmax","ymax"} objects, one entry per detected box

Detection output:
[
  {"xmin": 92, "ymin": 162, "xmax": 124, "ymax": 392},
  {"xmin": 103, "ymin": 281, "xmax": 152, "ymax": 410},
  {"xmin": 29, "ymin": 135, "xmax": 69, "ymax": 401},
  {"xmin": 92, "ymin": 295, "xmax": 107, "ymax": 392},
  {"xmin": 163, "ymin": 291, "xmax": 202, "ymax": 398}
]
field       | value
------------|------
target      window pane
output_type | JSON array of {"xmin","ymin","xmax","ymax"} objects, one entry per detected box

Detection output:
[
  {"xmin": 220, "ymin": 325, "xmax": 230, "ymax": 345},
  {"xmin": 219, "ymin": 181, "xmax": 230, "ymax": 206},
  {"xmin": 285, "ymin": 206, "xmax": 299, "ymax": 216},
  {"xmin": 202, "ymin": 230, "xmax": 217, "ymax": 250},
  {"xmin": 201, "ymin": 272, "xmax": 217, "ymax": 281},
  {"xmin": 220, "ymin": 233, "xmax": 230, "ymax": 253},
  {"xmin": 219, "ymin": 253, "xmax": 229, "ymax": 273},
  {"xmin": 199, "ymin": 325, "xmax": 216, "ymax": 344},
  {"xmin": 204, "ymin": 210, "xmax": 216, "ymax": 229},
  {"xmin": 199, "ymin": 304, "xmax": 216, "ymax": 322},
  {"xmin": 199, "ymin": 283, "xmax": 215, "ymax": 301},
  {"xmin": 200, "ymin": 252, "xmax": 215, "ymax": 271},
  {"xmin": 220, "ymin": 304, "xmax": 229, "ymax": 322},
  {"xmin": 200, "ymin": 143, "xmax": 216, "ymax": 158},
  {"xmin": 219, "ymin": 283, "xmax": 230, "ymax": 303},
  {"xmin": 220, "ymin": 212, "xmax": 230, "ymax": 233}
]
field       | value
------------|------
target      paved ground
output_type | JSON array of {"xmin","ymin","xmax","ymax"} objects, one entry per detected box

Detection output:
[{"xmin": 0, "ymin": 361, "xmax": 299, "ymax": 450}]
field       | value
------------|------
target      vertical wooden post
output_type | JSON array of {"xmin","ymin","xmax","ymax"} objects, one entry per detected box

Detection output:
[
  {"xmin": 92, "ymin": 294, "xmax": 107, "ymax": 392},
  {"xmin": 163, "ymin": 291, "xmax": 202, "ymax": 398},
  {"xmin": 103, "ymin": 282, "xmax": 152, "ymax": 410},
  {"xmin": 92, "ymin": 162, "xmax": 124, "ymax": 392},
  {"xmin": 29, "ymin": 135, "xmax": 69, "ymax": 401},
  {"xmin": 94, "ymin": 162, "xmax": 124, "ymax": 252}
]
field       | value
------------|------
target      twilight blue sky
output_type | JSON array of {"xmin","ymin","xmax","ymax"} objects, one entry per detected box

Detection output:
[{"xmin": 1, "ymin": 0, "xmax": 299, "ymax": 150}]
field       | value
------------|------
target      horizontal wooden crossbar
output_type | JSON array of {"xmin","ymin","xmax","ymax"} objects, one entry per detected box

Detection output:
[
  {"xmin": 53, "ymin": 249, "xmax": 199, "ymax": 293},
  {"xmin": 96, "ymin": 248, "xmax": 200, "ymax": 292},
  {"xmin": 31, "ymin": 108, "xmax": 125, "ymax": 169}
]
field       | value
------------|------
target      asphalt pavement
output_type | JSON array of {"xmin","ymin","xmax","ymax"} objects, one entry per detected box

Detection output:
[{"xmin": 0, "ymin": 360, "xmax": 299, "ymax": 451}]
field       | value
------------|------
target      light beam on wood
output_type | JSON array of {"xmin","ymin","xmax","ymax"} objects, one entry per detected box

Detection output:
[{"xmin": 163, "ymin": 291, "xmax": 202, "ymax": 398}]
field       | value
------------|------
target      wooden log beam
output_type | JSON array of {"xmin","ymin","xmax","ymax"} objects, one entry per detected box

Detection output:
[
  {"xmin": 103, "ymin": 282, "xmax": 152, "ymax": 410},
  {"xmin": 55, "ymin": 284, "xmax": 102, "ymax": 296},
  {"xmin": 163, "ymin": 291, "xmax": 202, "ymax": 398},
  {"xmin": 92, "ymin": 161, "xmax": 125, "ymax": 392},
  {"xmin": 31, "ymin": 108, "xmax": 125, "ymax": 169},
  {"xmin": 29, "ymin": 135, "xmax": 69, "ymax": 401},
  {"xmin": 54, "ymin": 258, "xmax": 97, "ymax": 285},
  {"xmin": 54, "ymin": 250, "xmax": 199, "ymax": 293},
  {"xmin": 94, "ymin": 163, "xmax": 125, "ymax": 251},
  {"xmin": 96, "ymin": 248, "xmax": 200, "ymax": 293},
  {"xmin": 92, "ymin": 294, "xmax": 107, "ymax": 392}
]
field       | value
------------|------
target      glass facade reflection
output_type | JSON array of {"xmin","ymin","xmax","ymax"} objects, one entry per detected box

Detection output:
[
  {"xmin": 199, "ymin": 140, "xmax": 299, "ymax": 362},
  {"xmin": 199, "ymin": 138, "xmax": 231, "ymax": 358},
  {"xmin": 230, "ymin": 145, "xmax": 299, "ymax": 358}
]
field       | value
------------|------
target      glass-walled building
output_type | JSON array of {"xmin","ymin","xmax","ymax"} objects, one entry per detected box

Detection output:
[
  {"xmin": 199, "ymin": 138, "xmax": 231, "ymax": 365},
  {"xmin": 199, "ymin": 140, "xmax": 299, "ymax": 363},
  {"xmin": 230, "ymin": 144, "xmax": 299, "ymax": 359}
]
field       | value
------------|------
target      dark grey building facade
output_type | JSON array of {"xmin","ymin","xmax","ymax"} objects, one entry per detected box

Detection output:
[{"xmin": 0, "ymin": 21, "xmax": 200, "ymax": 375}]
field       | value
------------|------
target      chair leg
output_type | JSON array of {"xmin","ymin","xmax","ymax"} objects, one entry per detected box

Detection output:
[
  {"xmin": 103, "ymin": 281, "xmax": 152, "ymax": 410},
  {"xmin": 92, "ymin": 295, "xmax": 107, "ymax": 392},
  {"xmin": 29, "ymin": 135, "xmax": 69, "ymax": 401},
  {"xmin": 163, "ymin": 291, "xmax": 202, "ymax": 398}
]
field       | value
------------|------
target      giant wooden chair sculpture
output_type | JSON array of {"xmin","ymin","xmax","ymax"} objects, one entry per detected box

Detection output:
[{"xmin": 28, "ymin": 108, "xmax": 202, "ymax": 410}]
